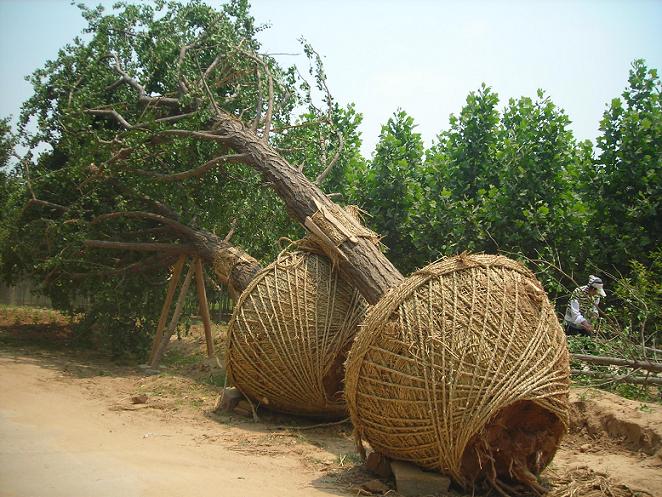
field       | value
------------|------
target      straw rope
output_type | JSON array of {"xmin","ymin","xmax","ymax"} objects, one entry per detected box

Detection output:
[
  {"xmin": 225, "ymin": 250, "xmax": 368, "ymax": 418},
  {"xmin": 547, "ymin": 468, "xmax": 652, "ymax": 497},
  {"xmin": 211, "ymin": 246, "xmax": 259, "ymax": 297},
  {"xmin": 345, "ymin": 253, "xmax": 570, "ymax": 486}
]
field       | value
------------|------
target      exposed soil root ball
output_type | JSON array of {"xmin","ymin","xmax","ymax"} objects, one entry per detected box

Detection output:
[
  {"xmin": 461, "ymin": 401, "xmax": 565, "ymax": 495},
  {"xmin": 344, "ymin": 253, "xmax": 570, "ymax": 490},
  {"xmin": 226, "ymin": 251, "xmax": 367, "ymax": 419}
]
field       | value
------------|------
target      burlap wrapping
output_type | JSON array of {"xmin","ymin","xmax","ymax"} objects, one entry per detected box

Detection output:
[
  {"xmin": 345, "ymin": 253, "xmax": 570, "ymax": 486},
  {"xmin": 225, "ymin": 250, "xmax": 368, "ymax": 418}
]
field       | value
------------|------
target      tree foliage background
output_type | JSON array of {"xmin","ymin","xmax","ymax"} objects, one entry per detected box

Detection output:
[{"xmin": 1, "ymin": 0, "xmax": 659, "ymax": 357}]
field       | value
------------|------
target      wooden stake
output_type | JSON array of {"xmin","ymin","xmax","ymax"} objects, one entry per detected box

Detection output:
[
  {"xmin": 148, "ymin": 254, "xmax": 186, "ymax": 363},
  {"xmin": 194, "ymin": 256, "xmax": 215, "ymax": 358},
  {"xmin": 150, "ymin": 260, "xmax": 196, "ymax": 368}
]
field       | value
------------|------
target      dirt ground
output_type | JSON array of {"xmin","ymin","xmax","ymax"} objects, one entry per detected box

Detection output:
[{"xmin": 1, "ymin": 307, "xmax": 661, "ymax": 497}]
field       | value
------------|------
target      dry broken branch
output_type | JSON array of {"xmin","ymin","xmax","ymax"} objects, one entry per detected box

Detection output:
[
  {"xmin": 571, "ymin": 369, "xmax": 662, "ymax": 386},
  {"xmin": 571, "ymin": 354, "xmax": 662, "ymax": 373}
]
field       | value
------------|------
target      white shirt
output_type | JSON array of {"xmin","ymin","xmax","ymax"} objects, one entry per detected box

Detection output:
[{"xmin": 564, "ymin": 285, "xmax": 600, "ymax": 327}]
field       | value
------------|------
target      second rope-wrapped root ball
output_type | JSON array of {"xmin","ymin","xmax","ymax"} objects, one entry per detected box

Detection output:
[
  {"xmin": 226, "ymin": 251, "xmax": 368, "ymax": 418},
  {"xmin": 345, "ymin": 254, "xmax": 570, "ymax": 491}
]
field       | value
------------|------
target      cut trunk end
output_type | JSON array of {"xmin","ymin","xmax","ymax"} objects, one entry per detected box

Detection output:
[{"xmin": 460, "ymin": 400, "xmax": 565, "ymax": 494}]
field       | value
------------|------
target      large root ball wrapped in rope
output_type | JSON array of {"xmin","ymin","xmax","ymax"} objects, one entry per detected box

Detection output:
[
  {"xmin": 226, "ymin": 250, "xmax": 368, "ymax": 418},
  {"xmin": 345, "ymin": 254, "xmax": 570, "ymax": 491}
]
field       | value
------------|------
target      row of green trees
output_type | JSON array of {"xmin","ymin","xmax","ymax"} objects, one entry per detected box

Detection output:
[
  {"xmin": 0, "ymin": 1, "xmax": 658, "ymax": 356},
  {"xmin": 353, "ymin": 64, "xmax": 659, "ymax": 283},
  {"xmin": 349, "ymin": 62, "xmax": 660, "ymax": 349}
]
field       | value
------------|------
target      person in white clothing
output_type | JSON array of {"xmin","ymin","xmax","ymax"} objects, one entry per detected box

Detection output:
[{"xmin": 564, "ymin": 275, "xmax": 606, "ymax": 336}]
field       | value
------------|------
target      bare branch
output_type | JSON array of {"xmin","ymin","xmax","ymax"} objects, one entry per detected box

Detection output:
[
  {"xmin": 69, "ymin": 253, "xmax": 177, "ymax": 279},
  {"xmin": 84, "ymin": 240, "xmax": 196, "ymax": 254},
  {"xmin": 315, "ymin": 131, "xmax": 345, "ymax": 185},
  {"xmin": 16, "ymin": 153, "xmax": 37, "ymax": 199},
  {"xmin": 244, "ymin": 52, "xmax": 274, "ymax": 141},
  {"xmin": 157, "ymin": 129, "xmax": 230, "ymax": 142},
  {"xmin": 176, "ymin": 43, "xmax": 195, "ymax": 95},
  {"xmin": 108, "ymin": 53, "xmax": 180, "ymax": 107},
  {"xmin": 88, "ymin": 107, "xmax": 197, "ymax": 132},
  {"xmin": 571, "ymin": 369, "xmax": 662, "ymax": 386},
  {"xmin": 92, "ymin": 173, "xmax": 181, "ymax": 220},
  {"xmin": 87, "ymin": 109, "xmax": 134, "ymax": 129},
  {"xmin": 251, "ymin": 66, "xmax": 263, "ymax": 133},
  {"xmin": 203, "ymin": 39, "xmax": 245, "ymax": 82},
  {"xmin": 223, "ymin": 218, "xmax": 238, "ymax": 242},
  {"xmin": 143, "ymin": 111, "xmax": 198, "ymax": 127},
  {"xmin": 92, "ymin": 211, "xmax": 198, "ymax": 239},
  {"xmin": 572, "ymin": 353, "xmax": 662, "ymax": 373},
  {"xmin": 67, "ymin": 75, "xmax": 84, "ymax": 108},
  {"xmin": 196, "ymin": 58, "xmax": 222, "ymax": 117},
  {"xmin": 109, "ymin": 53, "xmax": 146, "ymax": 95},
  {"xmin": 17, "ymin": 156, "xmax": 71, "ymax": 215},
  {"xmin": 204, "ymin": 52, "xmax": 225, "ymax": 81},
  {"xmin": 135, "ymin": 153, "xmax": 246, "ymax": 182},
  {"xmin": 25, "ymin": 198, "xmax": 69, "ymax": 213},
  {"xmin": 271, "ymin": 119, "xmax": 326, "ymax": 134}
]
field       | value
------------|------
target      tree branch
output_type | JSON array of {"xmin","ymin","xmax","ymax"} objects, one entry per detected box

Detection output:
[
  {"xmin": 571, "ymin": 354, "xmax": 662, "ymax": 373},
  {"xmin": 571, "ymin": 369, "xmax": 662, "ymax": 386},
  {"xmin": 223, "ymin": 218, "xmax": 237, "ymax": 242},
  {"xmin": 91, "ymin": 211, "xmax": 198, "ymax": 239},
  {"xmin": 69, "ymin": 253, "xmax": 177, "ymax": 279},
  {"xmin": 134, "ymin": 153, "xmax": 246, "ymax": 182},
  {"xmin": 315, "ymin": 131, "xmax": 344, "ymax": 185},
  {"xmin": 87, "ymin": 109, "xmax": 134, "ymax": 129},
  {"xmin": 157, "ymin": 129, "xmax": 230, "ymax": 142},
  {"xmin": 84, "ymin": 240, "xmax": 196, "ymax": 254},
  {"xmin": 243, "ymin": 51, "xmax": 274, "ymax": 140},
  {"xmin": 108, "ymin": 53, "xmax": 180, "ymax": 107},
  {"xmin": 251, "ymin": 66, "xmax": 263, "ymax": 134},
  {"xmin": 25, "ymin": 198, "xmax": 69, "ymax": 213}
]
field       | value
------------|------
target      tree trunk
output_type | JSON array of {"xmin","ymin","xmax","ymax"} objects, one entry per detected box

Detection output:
[
  {"xmin": 85, "ymin": 227, "xmax": 261, "ymax": 298},
  {"xmin": 187, "ymin": 228, "xmax": 261, "ymax": 298},
  {"xmin": 215, "ymin": 117, "xmax": 404, "ymax": 304}
]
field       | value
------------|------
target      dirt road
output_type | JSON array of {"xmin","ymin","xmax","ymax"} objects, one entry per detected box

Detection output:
[
  {"xmin": 0, "ymin": 355, "xmax": 345, "ymax": 497},
  {"xmin": 1, "ymin": 315, "xmax": 661, "ymax": 497}
]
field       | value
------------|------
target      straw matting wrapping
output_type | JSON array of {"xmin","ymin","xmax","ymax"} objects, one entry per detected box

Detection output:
[
  {"xmin": 345, "ymin": 253, "xmax": 570, "ymax": 487},
  {"xmin": 226, "ymin": 251, "xmax": 368, "ymax": 418}
]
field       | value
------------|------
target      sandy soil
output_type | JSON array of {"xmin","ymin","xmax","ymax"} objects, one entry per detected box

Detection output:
[
  {"xmin": 1, "ymin": 310, "xmax": 661, "ymax": 497},
  {"xmin": 0, "ymin": 354, "xmax": 353, "ymax": 497}
]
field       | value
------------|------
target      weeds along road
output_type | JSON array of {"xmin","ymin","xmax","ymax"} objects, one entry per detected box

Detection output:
[{"xmin": 0, "ymin": 354, "xmax": 345, "ymax": 497}]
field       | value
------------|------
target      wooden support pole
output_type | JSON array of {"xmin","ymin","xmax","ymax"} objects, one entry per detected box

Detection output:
[
  {"xmin": 150, "ymin": 260, "xmax": 196, "ymax": 368},
  {"xmin": 194, "ymin": 256, "xmax": 215, "ymax": 358},
  {"xmin": 148, "ymin": 254, "xmax": 186, "ymax": 363}
]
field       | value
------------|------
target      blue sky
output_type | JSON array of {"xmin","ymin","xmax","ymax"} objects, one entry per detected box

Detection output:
[{"xmin": 1, "ymin": 0, "xmax": 660, "ymax": 155}]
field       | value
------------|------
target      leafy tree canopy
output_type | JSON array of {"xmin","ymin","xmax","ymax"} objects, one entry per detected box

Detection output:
[
  {"xmin": 593, "ymin": 59, "xmax": 661, "ymax": 274},
  {"xmin": 1, "ymin": 0, "xmax": 362, "ymax": 356}
]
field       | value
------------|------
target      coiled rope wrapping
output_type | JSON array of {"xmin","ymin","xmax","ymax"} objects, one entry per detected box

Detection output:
[
  {"xmin": 226, "ymin": 251, "xmax": 368, "ymax": 418},
  {"xmin": 345, "ymin": 253, "xmax": 570, "ymax": 489}
]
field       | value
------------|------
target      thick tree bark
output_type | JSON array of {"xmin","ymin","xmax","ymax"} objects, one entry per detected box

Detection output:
[
  {"xmin": 187, "ymin": 228, "xmax": 261, "ymax": 298},
  {"xmin": 92, "ymin": 71, "xmax": 402, "ymax": 303},
  {"xmin": 214, "ymin": 117, "xmax": 404, "ymax": 304},
  {"xmin": 86, "ymin": 226, "xmax": 261, "ymax": 298}
]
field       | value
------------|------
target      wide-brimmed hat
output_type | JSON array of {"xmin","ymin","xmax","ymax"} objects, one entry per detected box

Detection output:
[{"xmin": 588, "ymin": 275, "xmax": 606, "ymax": 297}]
